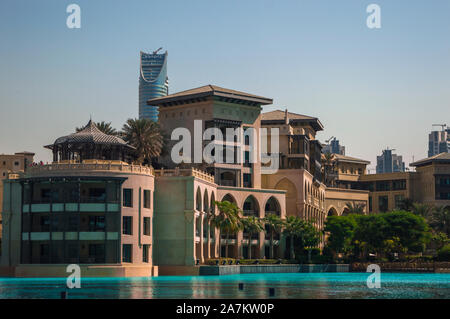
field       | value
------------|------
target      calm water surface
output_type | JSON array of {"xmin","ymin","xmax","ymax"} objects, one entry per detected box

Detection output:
[{"xmin": 0, "ymin": 273, "xmax": 449, "ymax": 299}]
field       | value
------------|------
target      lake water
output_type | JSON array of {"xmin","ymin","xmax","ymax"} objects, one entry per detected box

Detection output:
[{"xmin": 0, "ymin": 273, "xmax": 449, "ymax": 299}]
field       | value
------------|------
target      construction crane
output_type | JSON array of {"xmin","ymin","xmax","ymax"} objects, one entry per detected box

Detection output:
[
  {"xmin": 152, "ymin": 47, "xmax": 163, "ymax": 54},
  {"xmin": 325, "ymin": 136, "xmax": 335, "ymax": 144},
  {"xmin": 432, "ymin": 124, "xmax": 447, "ymax": 131}
]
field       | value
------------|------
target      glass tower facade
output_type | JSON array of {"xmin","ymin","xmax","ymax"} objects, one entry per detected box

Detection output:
[{"xmin": 139, "ymin": 50, "xmax": 169, "ymax": 121}]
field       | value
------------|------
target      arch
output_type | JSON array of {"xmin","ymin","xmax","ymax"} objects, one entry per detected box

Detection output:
[
  {"xmin": 243, "ymin": 195, "xmax": 259, "ymax": 217},
  {"xmin": 264, "ymin": 196, "xmax": 281, "ymax": 217},
  {"xmin": 341, "ymin": 207, "xmax": 350, "ymax": 216},
  {"xmin": 196, "ymin": 186, "xmax": 202, "ymax": 211},
  {"xmin": 327, "ymin": 206, "xmax": 338, "ymax": 217},
  {"xmin": 221, "ymin": 193, "xmax": 237, "ymax": 204},
  {"xmin": 203, "ymin": 189, "xmax": 209, "ymax": 213},
  {"xmin": 210, "ymin": 192, "xmax": 216, "ymax": 214},
  {"xmin": 275, "ymin": 178, "xmax": 297, "ymax": 217}
]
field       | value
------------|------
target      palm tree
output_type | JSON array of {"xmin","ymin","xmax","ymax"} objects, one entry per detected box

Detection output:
[
  {"xmin": 263, "ymin": 214, "xmax": 285, "ymax": 259},
  {"xmin": 429, "ymin": 206, "xmax": 450, "ymax": 236},
  {"xmin": 241, "ymin": 216, "xmax": 264, "ymax": 259},
  {"xmin": 121, "ymin": 118, "xmax": 163, "ymax": 165},
  {"xmin": 344, "ymin": 202, "xmax": 366, "ymax": 215},
  {"xmin": 301, "ymin": 221, "xmax": 321, "ymax": 263},
  {"xmin": 210, "ymin": 201, "xmax": 242, "ymax": 258},
  {"xmin": 412, "ymin": 203, "xmax": 432, "ymax": 219},
  {"xmin": 283, "ymin": 216, "xmax": 304, "ymax": 260},
  {"xmin": 76, "ymin": 121, "xmax": 118, "ymax": 135},
  {"xmin": 322, "ymin": 152, "xmax": 336, "ymax": 187}
]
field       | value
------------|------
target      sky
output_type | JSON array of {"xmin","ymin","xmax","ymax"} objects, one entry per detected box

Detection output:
[{"xmin": 0, "ymin": 0, "xmax": 449, "ymax": 171}]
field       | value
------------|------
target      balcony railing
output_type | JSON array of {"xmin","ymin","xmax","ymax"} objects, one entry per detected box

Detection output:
[
  {"xmin": 154, "ymin": 167, "xmax": 215, "ymax": 183},
  {"xmin": 27, "ymin": 161, "xmax": 154, "ymax": 176}
]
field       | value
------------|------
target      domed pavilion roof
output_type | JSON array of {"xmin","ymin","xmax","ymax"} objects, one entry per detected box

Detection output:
[{"xmin": 45, "ymin": 120, "xmax": 134, "ymax": 150}]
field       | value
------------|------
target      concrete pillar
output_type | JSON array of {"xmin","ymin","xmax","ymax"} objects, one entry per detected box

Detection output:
[
  {"xmin": 198, "ymin": 211, "xmax": 204, "ymax": 263},
  {"xmin": 184, "ymin": 210, "xmax": 195, "ymax": 266},
  {"xmin": 204, "ymin": 216, "xmax": 210, "ymax": 260}
]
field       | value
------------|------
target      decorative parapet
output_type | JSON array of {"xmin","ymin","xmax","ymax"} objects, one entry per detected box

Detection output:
[
  {"xmin": 154, "ymin": 167, "xmax": 215, "ymax": 183},
  {"xmin": 25, "ymin": 161, "xmax": 154, "ymax": 177}
]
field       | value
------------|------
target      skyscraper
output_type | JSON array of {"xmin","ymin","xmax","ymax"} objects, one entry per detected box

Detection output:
[
  {"xmin": 428, "ymin": 125, "xmax": 449, "ymax": 157},
  {"xmin": 322, "ymin": 137, "xmax": 345, "ymax": 155},
  {"xmin": 376, "ymin": 148, "xmax": 405, "ymax": 173},
  {"xmin": 139, "ymin": 49, "xmax": 169, "ymax": 121}
]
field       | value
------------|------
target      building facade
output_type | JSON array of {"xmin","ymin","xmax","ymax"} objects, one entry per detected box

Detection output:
[
  {"xmin": 1, "ymin": 122, "xmax": 157, "ymax": 277},
  {"xmin": 139, "ymin": 50, "xmax": 169, "ymax": 121},
  {"xmin": 376, "ymin": 148, "xmax": 405, "ymax": 174},
  {"xmin": 0, "ymin": 152, "xmax": 35, "ymax": 254},
  {"xmin": 322, "ymin": 138, "xmax": 345, "ymax": 155},
  {"xmin": 428, "ymin": 127, "xmax": 449, "ymax": 157}
]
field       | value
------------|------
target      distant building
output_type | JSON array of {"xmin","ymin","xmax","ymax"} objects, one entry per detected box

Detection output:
[
  {"xmin": 428, "ymin": 126, "xmax": 449, "ymax": 157},
  {"xmin": 322, "ymin": 137, "xmax": 345, "ymax": 155},
  {"xmin": 139, "ymin": 50, "xmax": 169, "ymax": 121},
  {"xmin": 376, "ymin": 149, "xmax": 405, "ymax": 174}
]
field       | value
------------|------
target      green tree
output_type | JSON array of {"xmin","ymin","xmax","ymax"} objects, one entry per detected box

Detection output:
[
  {"xmin": 210, "ymin": 201, "xmax": 242, "ymax": 258},
  {"xmin": 429, "ymin": 206, "xmax": 450, "ymax": 237},
  {"xmin": 353, "ymin": 214, "xmax": 388, "ymax": 258},
  {"xmin": 76, "ymin": 121, "xmax": 118, "ymax": 135},
  {"xmin": 381, "ymin": 210, "xmax": 429, "ymax": 253},
  {"xmin": 324, "ymin": 215, "xmax": 357, "ymax": 257},
  {"xmin": 430, "ymin": 232, "xmax": 449, "ymax": 251},
  {"xmin": 121, "ymin": 118, "xmax": 163, "ymax": 164},
  {"xmin": 241, "ymin": 216, "xmax": 264, "ymax": 259},
  {"xmin": 263, "ymin": 214, "xmax": 285, "ymax": 259}
]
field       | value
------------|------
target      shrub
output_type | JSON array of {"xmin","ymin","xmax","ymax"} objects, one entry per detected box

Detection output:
[{"xmin": 437, "ymin": 245, "xmax": 450, "ymax": 261}]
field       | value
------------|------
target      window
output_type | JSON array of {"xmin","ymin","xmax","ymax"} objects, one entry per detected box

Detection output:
[
  {"xmin": 122, "ymin": 244, "xmax": 132, "ymax": 263},
  {"xmin": 89, "ymin": 216, "xmax": 105, "ymax": 231},
  {"xmin": 88, "ymin": 188, "xmax": 106, "ymax": 202},
  {"xmin": 379, "ymin": 196, "xmax": 388, "ymax": 212},
  {"xmin": 143, "ymin": 244, "xmax": 149, "ymax": 263},
  {"xmin": 369, "ymin": 197, "xmax": 372, "ymax": 212},
  {"xmin": 123, "ymin": 216, "xmax": 132, "ymax": 235},
  {"xmin": 394, "ymin": 195, "xmax": 404, "ymax": 209},
  {"xmin": 123, "ymin": 188, "xmax": 133, "ymax": 207},
  {"xmin": 143, "ymin": 217, "xmax": 151, "ymax": 236},
  {"xmin": 14, "ymin": 161, "xmax": 19, "ymax": 166},
  {"xmin": 143, "ymin": 190, "xmax": 151, "ymax": 209}
]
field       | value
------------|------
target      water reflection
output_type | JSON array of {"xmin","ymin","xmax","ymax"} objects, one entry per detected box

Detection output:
[{"xmin": 0, "ymin": 273, "xmax": 448, "ymax": 299}]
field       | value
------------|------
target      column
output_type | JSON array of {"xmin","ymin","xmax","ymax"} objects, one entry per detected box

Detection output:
[{"xmin": 184, "ymin": 210, "xmax": 196, "ymax": 266}]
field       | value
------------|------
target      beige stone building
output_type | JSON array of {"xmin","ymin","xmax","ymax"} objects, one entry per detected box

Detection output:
[
  {"xmin": 358, "ymin": 153, "xmax": 450, "ymax": 213},
  {"xmin": 3, "ymin": 84, "xmax": 447, "ymax": 278}
]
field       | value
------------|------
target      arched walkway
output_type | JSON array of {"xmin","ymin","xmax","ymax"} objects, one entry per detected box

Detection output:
[{"xmin": 243, "ymin": 195, "xmax": 259, "ymax": 217}]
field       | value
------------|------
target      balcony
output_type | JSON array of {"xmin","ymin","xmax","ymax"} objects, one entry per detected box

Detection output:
[{"xmin": 26, "ymin": 161, "xmax": 154, "ymax": 177}]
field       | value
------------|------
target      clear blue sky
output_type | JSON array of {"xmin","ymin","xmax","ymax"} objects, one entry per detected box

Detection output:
[{"xmin": 1, "ymin": 0, "xmax": 449, "ymax": 170}]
